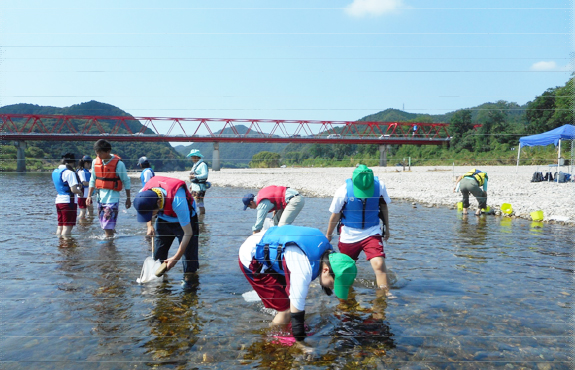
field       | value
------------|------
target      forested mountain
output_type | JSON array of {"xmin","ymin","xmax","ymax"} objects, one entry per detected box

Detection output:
[
  {"xmin": 2, "ymin": 76, "xmax": 572, "ymax": 170},
  {"xmin": 0, "ymin": 101, "xmax": 187, "ymax": 171}
]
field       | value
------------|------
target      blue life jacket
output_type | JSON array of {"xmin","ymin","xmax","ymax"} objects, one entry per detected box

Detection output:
[
  {"xmin": 52, "ymin": 167, "xmax": 74, "ymax": 196},
  {"xmin": 140, "ymin": 168, "xmax": 155, "ymax": 187},
  {"xmin": 254, "ymin": 225, "xmax": 332, "ymax": 280},
  {"xmin": 77, "ymin": 168, "xmax": 91, "ymax": 184},
  {"xmin": 341, "ymin": 177, "xmax": 381, "ymax": 229}
]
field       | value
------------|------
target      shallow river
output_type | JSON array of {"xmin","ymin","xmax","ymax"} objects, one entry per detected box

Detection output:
[{"xmin": 1, "ymin": 173, "xmax": 573, "ymax": 369}]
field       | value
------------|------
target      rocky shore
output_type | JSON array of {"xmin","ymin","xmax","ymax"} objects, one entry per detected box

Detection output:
[{"xmin": 139, "ymin": 165, "xmax": 575, "ymax": 225}]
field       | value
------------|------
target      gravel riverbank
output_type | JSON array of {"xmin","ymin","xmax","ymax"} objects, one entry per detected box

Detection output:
[{"xmin": 135, "ymin": 165, "xmax": 575, "ymax": 225}]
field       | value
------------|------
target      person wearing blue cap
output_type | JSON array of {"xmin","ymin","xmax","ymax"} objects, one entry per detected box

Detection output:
[
  {"xmin": 133, "ymin": 176, "xmax": 200, "ymax": 283},
  {"xmin": 242, "ymin": 186, "xmax": 305, "ymax": 234},
  {"xmin": 137, "ymin": 156, "xmax": 155, "ymax": 187},
  {"xmin": 326, "ymin": 165, "xmax": 392, "ymax": 296},
  {"xmin": 187, "ymin": 149, "xmax": 210, "ymax": 215},
  {"xmin": 76, "ymin": 155, "xmax": 93, "ymax": 219}
]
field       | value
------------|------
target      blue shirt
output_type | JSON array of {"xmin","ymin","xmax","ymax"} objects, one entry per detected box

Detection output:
[
  {"xmin": 252, "ymin": 188, "xmax": 299, "ymax": 232},
  {"xmin": 157, "ymin": 187, "xmax": 197, "ymax": 227}
]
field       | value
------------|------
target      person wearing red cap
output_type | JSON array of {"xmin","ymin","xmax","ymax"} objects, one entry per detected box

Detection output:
[
  {"xmin": 326, "ymin": 165, "xmax": 392, "ymax": 296},
  {"xmin": 133, "ymin": 176, "xmax": 200, "ymax": 284}
]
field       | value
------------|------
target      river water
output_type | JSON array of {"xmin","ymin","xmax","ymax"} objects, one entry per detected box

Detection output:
[{"xmin": 1, "ymin": 173, "xmax": 573, "ymax": 369}]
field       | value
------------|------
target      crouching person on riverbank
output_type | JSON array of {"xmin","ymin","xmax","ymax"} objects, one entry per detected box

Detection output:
[
  {"xmin": 134, "ymin": 176, "xmax": 200, "ymax": 286},
  {"xmin": 453, "ymin": 169, "xmax": 488, "ymax": 216},
  {"xmin": 326, "ymin": 165, "xmax": 392, "ymax": 296},
  {"xmin": 239, "ymin": 225, "xmax": 357, "ymax": 342},
  {"xmin": 53, "ymin": 153, "xmax": 83, "ymax": 236},
  {"xmin": 86, "ymin": 139, "xmax": 131, "ymax": 237},
  {"xmin": 242, "ymin": 186, "xmax": 305, "ymax": 234}
]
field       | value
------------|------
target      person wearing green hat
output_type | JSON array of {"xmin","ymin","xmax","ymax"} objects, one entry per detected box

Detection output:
[
  {"xmin": 326, "ymin": 164, "xmax": 392, "ymax": 295},
  {"xmin": 239, "ymin": 225, "xmax": 357, "ymax": 342},
  {"xmin": 187, "ymin": 149, "xmax": 210, "ymax": 215}
]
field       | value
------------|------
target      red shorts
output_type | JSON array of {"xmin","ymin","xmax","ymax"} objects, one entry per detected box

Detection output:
[
  {"xmin": 239, "ymin": 257, "xmax": 291, "ymax": 312},
  {"xmin": 56, "ymin": 202, "xmax": 78, "ymax": 226},
  {"xmin": 338, "ymin": 235, "xmax": 385, "ymax": 261},
  {"xmin": 77, "ymin": 197, "xmax": 87, "ymax": 209}
]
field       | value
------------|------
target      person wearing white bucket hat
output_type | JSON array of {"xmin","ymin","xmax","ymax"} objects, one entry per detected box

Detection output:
[{"xmin": 187, "ymin": 149, "xmax": 210, "ymax": 215}]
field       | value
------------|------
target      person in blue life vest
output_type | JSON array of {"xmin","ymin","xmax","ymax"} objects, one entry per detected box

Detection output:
[
  {"xmin": 239, "ymin": 225, "xmax": 357, "ymax": 344},
  {"xmin": 242, "ymin": 185, "xmax": 305, "ymax": 234},
  {"xmin": 133, "ymin": 176, "xmax": 200, "ymax": 286},
  {"xmin": 187, "ymin": 149, "xmax": 210, "ymax": 215},
  {"xmin": 53, "ymin": 153, "xmax": 83, "ymax": 236},
  {"xmin": 326, "ymin": 165, "xmax": 392, "ymax": 297},
  {"xmin": 138, "ymin": 156, "xmax": 155, "ymax": 187},
  {"xmin": 76, "ymin": 155, "xmax": 94, "ymax": 219},
  {"xmin": 453, "ymin": 169, "xmax": 488, "ymax": 216}
]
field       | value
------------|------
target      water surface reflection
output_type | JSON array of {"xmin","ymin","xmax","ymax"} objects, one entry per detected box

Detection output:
[{"xmin": 1, "ymin": 173, "xmax": 573, "ymax": 369}]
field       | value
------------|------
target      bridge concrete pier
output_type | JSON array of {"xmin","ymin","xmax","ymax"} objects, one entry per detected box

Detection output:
[
  {"xmin": 379, "ymin": 144, "xmax": 388, "ymax": 167},
  {"xmin": 15, "ymin": 140, "xmax": 27, "ymax": 172},
  {"xmin": 212, "ymin": 142, "xmax": 221, "ymax": 171}
]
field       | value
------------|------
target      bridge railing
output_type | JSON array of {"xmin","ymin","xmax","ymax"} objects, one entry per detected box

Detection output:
[{"xmin": 1, "ymin": 114, "xmax": 454, "ymax": 143}]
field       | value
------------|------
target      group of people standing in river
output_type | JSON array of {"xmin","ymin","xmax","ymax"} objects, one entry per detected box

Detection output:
[{"xmin": 52, "ymin": 138, "xmax": 488, "ymax": 343}]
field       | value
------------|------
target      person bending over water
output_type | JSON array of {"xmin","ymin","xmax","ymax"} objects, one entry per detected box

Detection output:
[
  {"xmin": 133, "ymin": 176, "xmax": 200, "ymax": 287},
  {"xmin": 239, "ymin": 225, "xmax": 357, "ymax": 344},
  {"xmin": 453, "ymin": 168, "xmax": 488, "ymax": 216},
  {"xmin": 242, "ymin": 185, "xmax": 305, "ymax": 234}
]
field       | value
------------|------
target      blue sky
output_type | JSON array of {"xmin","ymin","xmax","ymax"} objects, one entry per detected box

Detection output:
[{"xmin": 0, "ymin": 0, "xmax": 572, "ymax": 129}]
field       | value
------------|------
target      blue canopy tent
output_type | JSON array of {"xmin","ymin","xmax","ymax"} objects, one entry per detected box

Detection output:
[{"xmin": 517, "ymin": 124, "xmax": 575, "ymax": 173}]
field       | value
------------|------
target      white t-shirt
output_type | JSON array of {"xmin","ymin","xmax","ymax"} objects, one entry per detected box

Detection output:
[
  {"xmin": 142, "ymin": 168, "xmax": 154, "ymax": 185},
  {"xmin": 239, "ymin": 233, "xmax": 313, "ymax": 311},
  {"xmin": 328, "ymin": 179, "xmax": 392, "ymax": 244},
  {"xmin": 76, "ymin": 169, "xmax": 89, "ymax": 198},
  {"xmin": 54, "ymin": 165, "xmax": 79, "ymax": 204}
]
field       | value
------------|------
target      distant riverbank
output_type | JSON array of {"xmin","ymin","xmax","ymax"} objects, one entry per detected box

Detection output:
[{"xmin": 132, "ymin": 165, "xmax": 575, "ymax": 225}]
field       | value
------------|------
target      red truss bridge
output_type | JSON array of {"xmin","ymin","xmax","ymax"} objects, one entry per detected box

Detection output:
[{"xmin": 1, "ymin": 114, "xmax": 455, "ymax": 145}]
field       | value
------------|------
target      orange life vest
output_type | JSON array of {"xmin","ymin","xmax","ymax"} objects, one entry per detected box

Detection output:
[
  {"xmin": 142, "ymin": 176, "xmax": 195, "ymax": 218},
  {"xmin": 94, "ymin": 155, "xmax": 123, "ymax": 191}
]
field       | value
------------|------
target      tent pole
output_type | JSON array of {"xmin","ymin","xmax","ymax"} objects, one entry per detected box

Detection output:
[
  {"xmin": 557, "ymin": 139, "xmax": 561, "ymax": 184},
  {"xmin": 516, "ymin": 145, "xmax": 521, "ymax": 173}
]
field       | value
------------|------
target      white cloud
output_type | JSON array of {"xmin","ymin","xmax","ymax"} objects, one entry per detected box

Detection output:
[
  {"xmin": 530, "ymin": 61, "xmax": 557, "ymax": 71},
  {"xmin": 345, "ymin": 0, "xmax": 404, "ymax": 17}
]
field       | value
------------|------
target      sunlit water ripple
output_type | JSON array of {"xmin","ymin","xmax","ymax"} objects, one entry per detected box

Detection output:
[{"xmin": 1, "ymin": 172, "xmax": 573, "ymax": 369}]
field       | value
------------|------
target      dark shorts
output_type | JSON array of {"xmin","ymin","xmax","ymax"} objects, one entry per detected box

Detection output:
[
  {"xmin": 97, "ymin": 203, "xmax": 119, "ymax": 230},
  {"xmin": 240, "ymin": 257, "xmax": 291, "ymax": 312},
  {"xmin": 154, "ymin": 214, "xmax": 200, "ymax": 274},
  {"xmin": 56, "ymin": 202, "xmax": 77, "ymax": 226},
  {"xmin": 338, "ymin": 235, "xmax": 385, "ymax": 261},
  {"xmin": 77, "ymin": 197, "xmax": 87, "ymax": 209}
]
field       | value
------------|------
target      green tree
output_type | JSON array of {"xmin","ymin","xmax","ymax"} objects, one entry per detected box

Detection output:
[
  {"xmin": 525, "ymin": 88, "xmax": 557, "ymax": 134},
  {"xmin": 449, "ymin": 109, "xmax": 473, "ymax": 152},
  {"xmin": 249, "ymin": 151, "xmax": 281, "ymax": 168}
]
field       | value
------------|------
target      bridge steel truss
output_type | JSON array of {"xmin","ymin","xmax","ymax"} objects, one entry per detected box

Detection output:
[{"xmin": 1, "ymin": 114, "xmax": 452, "ymax": 145}]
